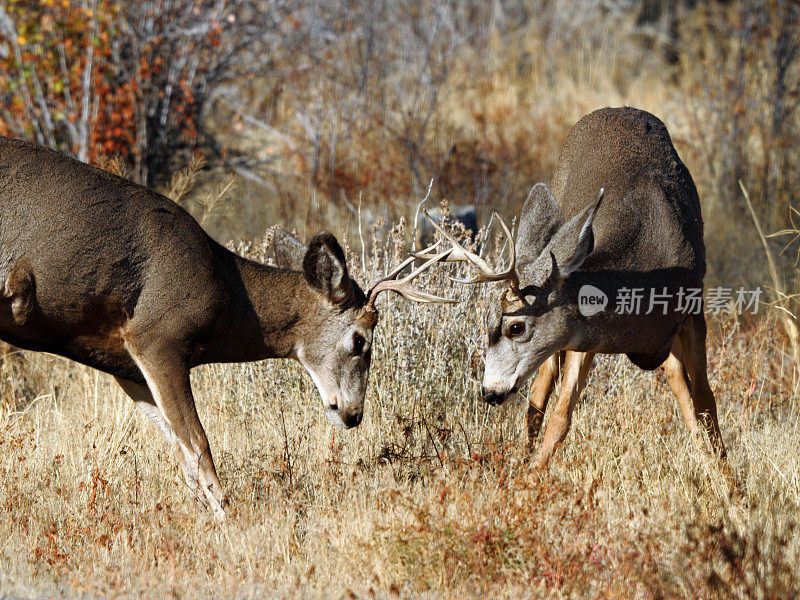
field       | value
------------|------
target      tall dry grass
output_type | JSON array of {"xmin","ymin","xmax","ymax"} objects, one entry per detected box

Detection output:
[
  {"xmin": 2, "ymin": 2, "xmax": 800, "ymax": 598},
  {"xmin": 0, "ymin": 221, "xmax": 798, "ymax": 599}
]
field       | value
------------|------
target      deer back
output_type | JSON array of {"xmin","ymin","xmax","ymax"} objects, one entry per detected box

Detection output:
[{"xmin": 546, "ymin": 107, "xmax": 705, "ymax": 278}]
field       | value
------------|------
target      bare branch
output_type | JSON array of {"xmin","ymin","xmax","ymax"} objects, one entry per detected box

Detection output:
[{"xmin": 77, "ymin": 0, "xmax": 98, "ymax": 162}]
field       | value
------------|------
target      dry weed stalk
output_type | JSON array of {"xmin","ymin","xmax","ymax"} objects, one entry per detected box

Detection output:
[{"xmin": 740, "ymin": 180, "xmax": 800, "ymax": 386}]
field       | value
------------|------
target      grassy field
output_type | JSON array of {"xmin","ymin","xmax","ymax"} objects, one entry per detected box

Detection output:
[
  {"xmin": 0, "ymin": 239, "xmax": 798, "ymax": 599},
  {"xmin": 1, "ymin": 1, "xmax": 800, "ymax": 598}
]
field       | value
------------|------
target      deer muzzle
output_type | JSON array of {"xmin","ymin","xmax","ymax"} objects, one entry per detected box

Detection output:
[
  {"xmin": 325, "ymin": 404, "xmax": 364, "ymax": 429},
  {"xmin": 482, "ymin": 386, "xmax": 518, "ymax": 406}
]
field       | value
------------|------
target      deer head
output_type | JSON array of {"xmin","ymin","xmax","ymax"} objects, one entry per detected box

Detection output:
[
  {"xmin": 419, "ymin": 186, "xmax": 604, "ymax": 405},
  {"xmin": 273, "ymin": 229, "xmax": 454, "ymax": 428}
]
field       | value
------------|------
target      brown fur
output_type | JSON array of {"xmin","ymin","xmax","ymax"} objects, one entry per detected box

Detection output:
[
  {"xmin": 0, "ymin": 135, "xmax": 380, "ymax": 519},
  {"xmin": 480, "ymin": 108, "xmax": 725, "ymax": 468}
]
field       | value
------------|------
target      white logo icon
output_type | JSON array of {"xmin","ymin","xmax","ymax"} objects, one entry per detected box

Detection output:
[{"xmin": 578, "ymin": 285, "xmax": 608, "ymax": 317}]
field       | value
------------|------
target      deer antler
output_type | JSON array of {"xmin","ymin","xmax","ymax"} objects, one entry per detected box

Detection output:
[
  {"xmin": 416, "ymin": 208, "xmax": 519, "ymax": 294},
  {"xmin": 364, "ymin": 239, "xmax": 458, "ymax": 310}
]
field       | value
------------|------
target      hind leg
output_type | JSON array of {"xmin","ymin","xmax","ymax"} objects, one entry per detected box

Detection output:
[
  {"xmin": 677, "ymin": 313, "xmax": 725, "ymax": 457},
  {"xmin": 526, "ymin": 352, "xmax": 561, "ymax": 449},
  {"xmin": 662, "ymin": 317, "xmax": 725, "ymax": 460}
]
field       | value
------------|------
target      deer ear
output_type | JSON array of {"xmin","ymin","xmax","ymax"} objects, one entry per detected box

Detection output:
[
  {"xmin": 303, "ymin": 232, "xmax": 353, "ymax": 304},
  {"xmin": 556, "ymin": 188, "xmax": 604, "ymax": 279},
  {"xmin": 516, "ymin": 184, "xmax": 564, "ymax": 264},
  {"xmin": 273, "ymin": 229, "xmax": 307, "ymax": 271},
  {"xmin": 527, "ymin": 188, "xmax": 604, "ymax": 288}
]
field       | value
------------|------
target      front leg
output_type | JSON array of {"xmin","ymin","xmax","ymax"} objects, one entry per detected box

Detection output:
[
  {"xmin": 526, "ymin": 352, "xmax": 561, "ymax": 449},
  {"xmin": 122, "ymin": 339, "xmax": 228, "ymax": 521},
  {"xmin": 534, "ymin": 351, "xmax": 595, "ymax": 469},
  {"xmin": 115, "ymin": 376, "xmax": 204, "ymax": 499}
]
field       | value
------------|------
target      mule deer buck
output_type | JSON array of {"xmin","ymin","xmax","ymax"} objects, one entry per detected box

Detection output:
[
  {"xmin": 420, "ymin": 107, "xmax": 726, "ymax": 469},
  {"xmin": 0, "ymin": 135, "xmax": 455, "ymax": 520}
]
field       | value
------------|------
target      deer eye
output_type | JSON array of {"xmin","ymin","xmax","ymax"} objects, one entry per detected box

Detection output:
[
  {"xmin": 507, "ymin": 322, "xmax": 525, "ymax": 338},
  {"xmin": 352, "ymin": 333, "xmax": 366, "ymax": 354}
]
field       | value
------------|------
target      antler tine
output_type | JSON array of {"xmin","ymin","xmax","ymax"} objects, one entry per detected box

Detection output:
[
  {"xmin": 380, "ymin": 239, "xmax": 443, "ymax": 282},
  {"xmin": 413, "ymin": 208, "xmax": 491, "ymax": 269},
  {"xmin": 419, "ymin": 208, "xmax": 518, "ymax": 289},
  {"xmin": 366, "ymin": 246, "xmax": 457, "ymax": 308},
  {"xmin": 451, "ymin": 212, "xmax": 517, "ymax": 287}
]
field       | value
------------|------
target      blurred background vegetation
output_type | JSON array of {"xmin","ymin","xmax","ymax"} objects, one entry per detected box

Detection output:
[
  {"xmin": 2, "ymin": 4, "xmax": 800, "ymax": 595},
  {"xmin": 1, "ymin": 0, "xmax": 799, "ymax": 290}
]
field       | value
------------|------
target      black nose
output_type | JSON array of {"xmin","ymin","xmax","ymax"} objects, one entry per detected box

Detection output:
[
  {"xmin": 482, "ymin": 387, "xmax": 516, "ymax": 406},
  {"xmin": 342, "ymin": 410, "xmax": 363, "ymax": 428}
]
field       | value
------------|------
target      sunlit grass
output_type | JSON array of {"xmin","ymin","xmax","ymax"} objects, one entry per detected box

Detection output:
[{"xmin": 0, "ymin": 236, "xmax": 797, "ymax": 598}]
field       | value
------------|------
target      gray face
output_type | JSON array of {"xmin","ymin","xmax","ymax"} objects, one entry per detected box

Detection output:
[
  {"xmin": 482, "ymin": 291, "xmax": 569, "ymax": 405},
  {"xmin": 479, "ymin": 184, "xmax": 603, "ymax": 405},
  {"xmin": 296, "ymin": 308, "xmax": 375, "ymax": 429},
  {"xmin": 275, "ymin": 229, "xmax": 378, "ymax": 429},
  {"xmin": 275, "ymin": 224, "xmax": 454, "ymax": 430}
]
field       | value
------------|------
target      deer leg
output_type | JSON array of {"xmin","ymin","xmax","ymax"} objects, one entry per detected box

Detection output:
[
  {"xmin": 115, "ymin": 377, "xmax": 202, "ymax": 496},
  {"xmin": 662, "ymin": 336, "xmax": 698, "ymax": 432},
  {"xmin": 123, "ymin": 342, "xmax": 228, "ymax": 521},
  {"xmin": 677, "ymin": 314, "xmax": 726, "ymax": 458},
  {"xmin": 534, "ymin": 351, "xmax": 595, "ymax": 469},
  {"xmin": 526, "ymin": 353, "xmax": 561, "ymax": 449},
  {"xmin": 663, "ymin": 323, "xmax": 726, "ymax": 460}
]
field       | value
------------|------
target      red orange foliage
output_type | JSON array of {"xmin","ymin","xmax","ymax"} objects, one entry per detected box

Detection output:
[{"xmin": 0, "ymin": 0, "xmax": 206, "ymax": 183}]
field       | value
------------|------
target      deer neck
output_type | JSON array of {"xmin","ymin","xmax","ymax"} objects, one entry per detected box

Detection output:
[{"xmin": 199, "ymin": 245, "xmax": 315, "ymax": 365}]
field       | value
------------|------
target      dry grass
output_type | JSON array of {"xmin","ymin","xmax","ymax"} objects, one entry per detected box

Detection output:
[
  {"xmin": 0, "ymin": 233, "xmax": 798, "ymax": 599},
  {"xmin": 2, "ymin": 2, "xmax": 800, "ymax": 598}
]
